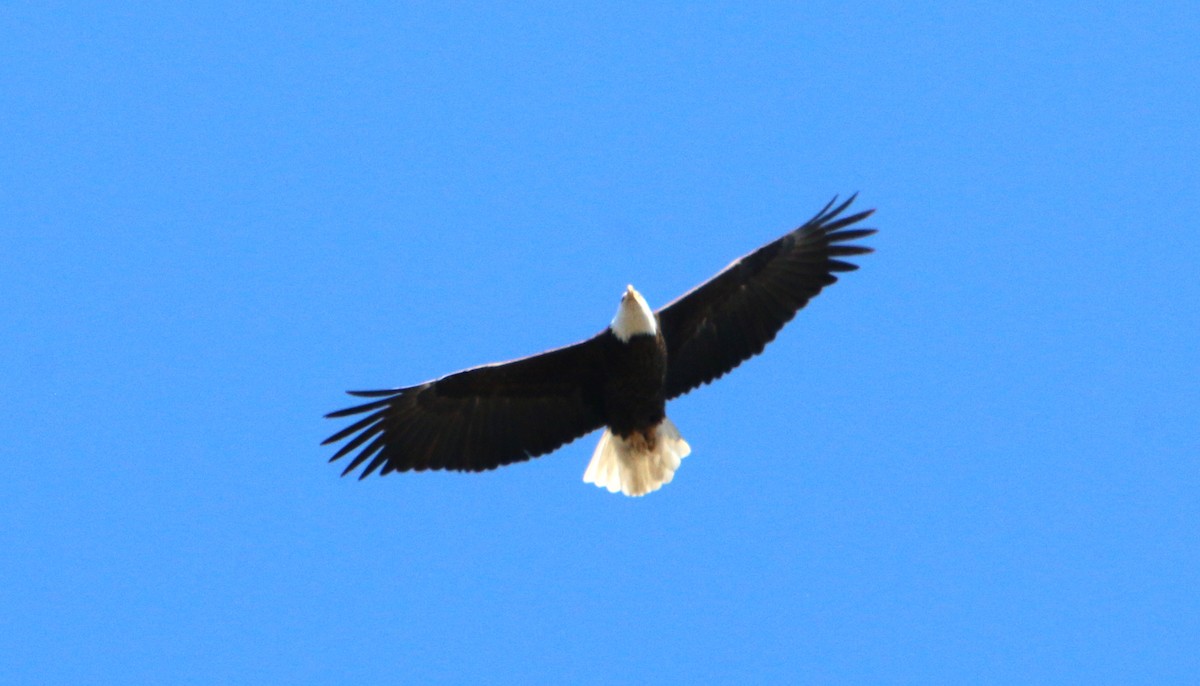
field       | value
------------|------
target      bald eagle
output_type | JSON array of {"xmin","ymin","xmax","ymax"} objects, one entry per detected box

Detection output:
[{"xmin": 324, "ymin": 195, "xmax": 875, "ymax": 496}]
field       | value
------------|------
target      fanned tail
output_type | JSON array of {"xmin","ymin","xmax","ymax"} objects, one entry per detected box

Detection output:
[{"xmin": 583, "ymin": 418, "xmax": 691, "ymax": 497}]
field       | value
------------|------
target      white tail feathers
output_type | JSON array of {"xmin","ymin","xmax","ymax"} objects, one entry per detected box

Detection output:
[{"xmin": 583, "ymin": 418, "xmax": 692, "ymax": 497}]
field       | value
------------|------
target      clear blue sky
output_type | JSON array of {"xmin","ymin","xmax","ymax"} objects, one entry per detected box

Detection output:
[{"xmin": 3, "ymin": 3, "xmax": 1197, "ymax": 684}]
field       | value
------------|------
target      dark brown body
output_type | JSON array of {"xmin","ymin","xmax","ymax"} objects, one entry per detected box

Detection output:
[{"xmin": 599, "ymin": 330, "xmax": 667, "ymax": 439}]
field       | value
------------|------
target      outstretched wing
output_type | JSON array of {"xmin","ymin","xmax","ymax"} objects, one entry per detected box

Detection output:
[
  {"xmin": 323, "ymin": 336, "xmax": 608, "ymax": 478},
  {"xmin": 657, "ymin": 195, "xmax": 876, "ymax": 399}
]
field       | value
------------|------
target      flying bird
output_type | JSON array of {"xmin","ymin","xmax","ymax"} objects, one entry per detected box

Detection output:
[{"xmin": 324, "ymin": 195, "xmax": 876, "ymax": 496}]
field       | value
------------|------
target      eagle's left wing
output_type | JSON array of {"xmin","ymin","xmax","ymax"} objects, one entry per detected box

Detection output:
[{"xmin": 656, "ymin": 195, "xmax": 876, "ymax": 400}]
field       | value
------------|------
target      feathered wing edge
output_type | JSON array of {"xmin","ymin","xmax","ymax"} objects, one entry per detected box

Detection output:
[
  {"xmin": 322, "ymin": 336, "xmax": 608, "ymax": 478},
  {"xmin": 657, "ymin": 194, "xmax": 876, "ymax": 399}
]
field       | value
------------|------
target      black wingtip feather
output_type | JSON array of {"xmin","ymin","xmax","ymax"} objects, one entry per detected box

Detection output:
[
  {"xmin": 812, "ymin": 196, "xmax": 848, "ymax": 224},
  {"xmin": 360, "ymin": 452, "xmax": 389, "ymax": 479},
  {"xmin": 827, "ymin": 245, "xmax": 874, "ymax": 258},
  {"xmin": 814, "ymin": 195, "xmax": 840, "ymax": 218},
  {"xmin": 828, "ymin": 228, "xmax": 877, "ymax": 243},
  {"xmin": 821, "ymin": 211, "xmax": 875, "ymax": 235},
  {"xmin": 347, "ymin": 388, "xmax": 404, "ymax": 398},
  {"xmin": 339, "ymin": 434, "xmax": 387, "ymax": 476},
  {"xmin": 328, "ymin": 420, "xmax": 387, "ymax": 461},
  {"xmin": 325, "ymin": 395, "xmax": 396, "ymax": 420},
  {"xmin": 322, "ymin": 408, "xmax": 389, "ymax": 446}
]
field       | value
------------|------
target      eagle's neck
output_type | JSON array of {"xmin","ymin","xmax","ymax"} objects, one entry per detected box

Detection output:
[{"xmin": 611, "ymin": 284, "xmax": 657, "ymax": 342}]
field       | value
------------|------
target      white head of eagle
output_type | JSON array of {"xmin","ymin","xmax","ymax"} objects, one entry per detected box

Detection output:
[
  {"xmin": 611, "ymin": 284, "xmax": 657, "ymax": 342},
  {"xmin": 324, "ymin": 195, "xmax": 876, "ymax": 496}
]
